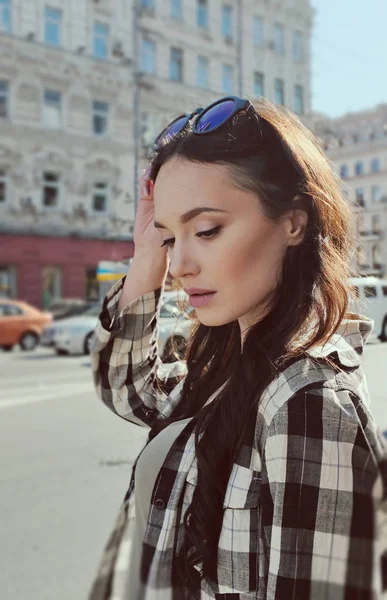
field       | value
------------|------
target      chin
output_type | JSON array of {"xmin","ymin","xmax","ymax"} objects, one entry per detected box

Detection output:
[{"xmin": 196, "ymin": 310, "xmax": 237, "ymax": 328}]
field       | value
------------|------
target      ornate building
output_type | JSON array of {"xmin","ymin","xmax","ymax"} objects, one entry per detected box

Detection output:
[
  {"xmin": 0, "ymin": 0, "xmax": 135, "ymax": 306},
  {"xmin": 310, "ymin": 104, "xmax": 387, "ymax": 278},
  {"xmin": 0, "ymin": 0, "xmax": 314, "ymax": 307}
]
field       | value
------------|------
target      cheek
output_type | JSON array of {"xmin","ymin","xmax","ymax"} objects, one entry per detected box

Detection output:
[{"xmin": 223, "ymin": 227, "xmax": 286, "ymax": 289}]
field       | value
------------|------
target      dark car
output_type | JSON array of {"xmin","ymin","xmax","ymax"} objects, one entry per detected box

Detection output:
[{"xmin": 48, "ymin": 298, "xmax": 95, "ymax": 321}]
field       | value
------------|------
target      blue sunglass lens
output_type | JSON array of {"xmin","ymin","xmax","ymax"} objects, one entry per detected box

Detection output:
[
  {"xmin": 157, "ymin": 115, "xmax": 188, "ymax": 146},
  {"xmin": 195, "ymin": 100, "xmax": 236, "ymax": 133}
]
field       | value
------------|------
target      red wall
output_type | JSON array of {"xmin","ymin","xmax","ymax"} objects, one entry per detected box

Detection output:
[{"xmin": 1, "ymin": 234, "xmax": 134, "ymax": 308}]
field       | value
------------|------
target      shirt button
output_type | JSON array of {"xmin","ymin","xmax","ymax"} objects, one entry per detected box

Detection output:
[{"xmin": 155, "ymin": 498, "xmax": 165, "ymax": 510}]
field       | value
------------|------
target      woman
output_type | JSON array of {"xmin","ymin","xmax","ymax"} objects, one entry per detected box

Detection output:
[{"xmin": 89, "ymin": 97, "xmax": 387, "ymax": 600}]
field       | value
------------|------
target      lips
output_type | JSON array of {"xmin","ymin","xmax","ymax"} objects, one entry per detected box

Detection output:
[
  {"xmin": 184, "ymin": 288, "xmax": 216, "ymax": 295},
  {"xmin": 186, "ymin": 291, "xmax": 217, "ymax": 308}
]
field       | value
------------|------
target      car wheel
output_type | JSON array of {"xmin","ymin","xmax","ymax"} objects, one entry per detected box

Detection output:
[
  {"xmin": 163, "ymin": 335, "xmax": 186, "ymax": 363},
  {"xmin": 20, "ymin": 332, "xmax": 39, "ymax": 351},
  {"xmin": 2, "ymin": 345, "xmax": 13, "ymax": 352},
  {"xmin": 83, "ymin": 332, "xmax": 94, "ymax": 355},
  {"xmin": 381, "ymin": 317, "xmax": 387, "ymax": 342}
]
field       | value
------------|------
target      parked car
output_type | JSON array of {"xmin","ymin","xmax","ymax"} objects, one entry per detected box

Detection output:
[
  {"xmin": 48, "ymin": 298, "xmax": 95, "ymax": 321},
  {"xmin": 0, "ymin": 299, "xmax": 52, "ymax": 351},
  {"xmin": 349, "ymin": 276, "xmax": 387, "ymax": 341},
  {"xmin": 45, "ymin": 304, "xmax": 102, "ymax": 355},
  {"xmin": 45, "ymin": 290, "xmax": 193, "ymax": 357},
  {"xmin": 158, "ymin": 291, "xmax": 194, "ymax": 362}
]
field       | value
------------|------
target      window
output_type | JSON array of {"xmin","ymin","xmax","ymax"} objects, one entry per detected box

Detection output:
[
  {"xmin": 372, "ymin": 215, "xmax": 382, "ymax": 234},
  {"xmin": 197, "ymin": 55, "xmax": 209, "ymax": 88},
  {"xmin": 293, "ymin": 31, "xmax": 304, "ymax": 63},
  {"xmin": 197, "ymin": 0, "xmax": 208, "ymax": 29},
  {"xmin": 170, "ymin": 0, "xmax": 182, "ymax": 20},
  {"xmin": 42, "ymin": 172, "xmax": 60, "ymax": 208},
  {"xmin": 355, "ymin": 161, "xmax": 364, "ymax": 176},
  {"xmin": 294, "ymin": 84, "xmax": 304, "ymax": 115},
  {"xmin": 93, "ymin": 21, "xmax": 109, "ymax": 59},
  {"xmin": 274, "ymin": 78, "xmax": 284, "ymax": 105},
  {"xmin": 364, "ymin": 286, "xmax": 377, "ymax": 299},
  {"xmin": 44, "ymin": 6, "xmax": 62, "ymax": 46},
  {"xmin": 140, "ymin": 0, "xmax": 155, "ymax": 9},
  {"xmin": 92, "ymin": 101, "xmax": 109, "ymax": 136},
  {"xmin": 42, "ymin": 266, "xmax": 61, "ymax": 309},
  {"xmin": 222, "ymin": 64, "xmax": 233, "ymax": 94},
  {"xmin": 371, "ymin": 185, "xmax": 383, "ymax": 203},
  {"xmin": 0, "ymin": 80, "xmax": 8, "ymax": 118},
  {"xmin": 273, "ymin": 23, "xmax": 285, "ymax": 54},
  {"xmin": 372, "ymin": 242, "xmax": 382, "ymax": 266},
  {"xmin": 142, "ymin": 39, "xmax": 156, "ymax": 74},
  {"xmin": 85, "ymin": 267, "xmax": 99, "ymax": 302},
  {"xmin": 222, "ymin": 4, "xmax": 232, "ymax": 39},
  {"xmin": 43, "ymin": 89, "xmax": 62, "ymax": 128},
  {"xmin": 371, "ymin": 157, "xmax": 381, "ymax": 173},
  {"xmin": 340, "ymin": 164, "xmax": 348, "ymax": 179},
  {"xmin": 0, "ymin": 170, "xmax": 7, "ymax": 202},
  {"xmin": 170, "ymin": 47, "xmax": 183, "ymax": 82},
  {"xmin": 355, "ymin": 187, "xmax": 364, "ymax": 205},
  {"xmin": 0, "ymin": 266, "xmax": 17, "ymax": 298},
  {"xmin": 93, "ymin": 182, "xmax": 109, "ymax": 212},
  {"xmin": 254, "ymin": 72, "xmax": 264, "ymax": 97},
  {"xmin": 0, "ymin": 0, "xmax": 11, "ymax": 33},
  {"xmin": 253, "ymin": 16, "xmax": 264, "ymax": 47}
]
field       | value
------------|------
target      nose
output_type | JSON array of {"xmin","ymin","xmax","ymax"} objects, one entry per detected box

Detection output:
[{"xmin": 168, "ymin": 244, "xmax": 199, "ymax": 280}]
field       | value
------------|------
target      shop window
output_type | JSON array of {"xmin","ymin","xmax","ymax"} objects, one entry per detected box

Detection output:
[
  {"xmin": 42, "ymin": 266, "xmax": 61, "ymax": 309},
  {"xmin": 0, "ymin": 264, "xmax": 17, "ymax": 297},
  {"xmin": 86, "ymin": 267, "xmax": 99, "ymax": 301}
]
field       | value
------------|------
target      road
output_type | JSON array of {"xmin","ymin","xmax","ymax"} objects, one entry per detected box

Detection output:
[{"xmin": 0, "ymin": 341, "xmax": 386, "ymax": 600}]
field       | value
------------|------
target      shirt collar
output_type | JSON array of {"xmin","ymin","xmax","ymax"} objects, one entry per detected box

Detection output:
[{"xmin": 306, "ymin": 315, "xmax": 374, "ymax": 368}]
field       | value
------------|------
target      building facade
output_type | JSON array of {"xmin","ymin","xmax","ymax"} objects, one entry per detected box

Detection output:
[
  {"xmin": 0, "ymin": 0, "xmax": 136, "ymax": 307},
  {"xmin": 312, "ymin": 104, "xmax": 387, "ymax": 278},
  {"xmin": 137, "ymin": 0, "xmax": 314, "ymax": 154},
  {"xmin": 0, "ymin": 0, "xmax": 314, "ymax": 308}
]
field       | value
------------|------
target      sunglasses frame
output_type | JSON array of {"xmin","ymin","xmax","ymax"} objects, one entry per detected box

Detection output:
[{"xmin": 153, "ymin": 96, "xmax": 255, "ymax": 150}]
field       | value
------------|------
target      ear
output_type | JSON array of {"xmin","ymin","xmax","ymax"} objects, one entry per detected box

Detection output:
[{"xmin": 280, "ymin": 208, "xmax": 308, "ymax": 247}]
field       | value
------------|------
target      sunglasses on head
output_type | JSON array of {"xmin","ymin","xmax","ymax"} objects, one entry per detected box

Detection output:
[
  {"xmin": 153, "ymin": 95, "xmax": 305, "ymax": 181},
  {"xmin": 153, "ymin": 96, "xmax": 255, "ymax": 150}
]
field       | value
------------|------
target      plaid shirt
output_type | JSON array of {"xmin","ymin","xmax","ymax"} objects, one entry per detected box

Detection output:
[{"xmin": 89, "ymin": 277, "xmax": 387, "ymax": 600}]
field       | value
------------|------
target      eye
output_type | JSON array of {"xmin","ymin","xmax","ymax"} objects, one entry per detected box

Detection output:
[{"xmin": 160, "ymin": 226, "xmax": 221, "ymax": 249}]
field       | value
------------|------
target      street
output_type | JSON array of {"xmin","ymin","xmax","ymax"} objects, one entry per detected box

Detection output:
[{"xmin": 0, "ymin": 341, "xmax": 386, "ymax": 600}]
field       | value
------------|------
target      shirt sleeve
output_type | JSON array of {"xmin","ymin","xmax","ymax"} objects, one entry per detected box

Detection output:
[
  {"xmin": 90, "ymin": 276, "xmax": 187, "ymax": 428},
  {"xmin": 261, "ymin": 387, "xmax": 383, "ymax": 600}
]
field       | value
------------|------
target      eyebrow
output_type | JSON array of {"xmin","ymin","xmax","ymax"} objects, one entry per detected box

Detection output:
[{"xmin": 154, "ymin": 207, "xmax": 229, "ymax": 229}]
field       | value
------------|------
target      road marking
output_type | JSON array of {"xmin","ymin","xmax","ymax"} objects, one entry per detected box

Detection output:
[
  {"xmin": 0, "ymin": 383, "xmax": 94, "ymax": 410},
  {"xmin": 0, "ymin": 374, "xmax": 91, "ymax": 389}
]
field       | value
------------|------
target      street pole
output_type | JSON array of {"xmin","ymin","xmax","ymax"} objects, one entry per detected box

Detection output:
[
  {"xmin": 237, "ymin": 0, "xmax": 243, "ymax": 96},
  {"xmin": 132, "ymin": 0, "xmax": 141, "ymax": 213}
]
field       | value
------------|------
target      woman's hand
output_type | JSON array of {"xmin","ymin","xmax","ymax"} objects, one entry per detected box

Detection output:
[{"xmin": 133, "ymin": 168, "xmax": 168, "ymax": 264}]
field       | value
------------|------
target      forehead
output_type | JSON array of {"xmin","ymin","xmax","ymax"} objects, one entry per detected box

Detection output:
[{"xmin": 153, "ymin": 159, "xmax": 257, "ymax": 220}]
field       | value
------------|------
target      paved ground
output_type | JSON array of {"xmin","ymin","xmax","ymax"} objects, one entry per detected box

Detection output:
[{"xmin": 0, "ymin": 340, "xmax": 386, "ymax": 600}]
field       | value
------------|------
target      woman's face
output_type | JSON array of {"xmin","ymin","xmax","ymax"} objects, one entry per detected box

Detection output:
[{"xmin": 153, "ymin": 158, "xmax": 305, "ymax": 333}]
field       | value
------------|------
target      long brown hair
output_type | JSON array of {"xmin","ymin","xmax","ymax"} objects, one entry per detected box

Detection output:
[{"xmin": 148, "ymin": 99, "xmax": 356, "ymax": 593}]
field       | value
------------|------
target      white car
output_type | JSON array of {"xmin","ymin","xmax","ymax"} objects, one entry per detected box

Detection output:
[
  {"xmin": 49, "ymin": 304, "xmax": 101, "ymax": 355},
  {"xmin": 41, "ymin": 290, "xmax": 194, "ymax": 357},
  {"xmin": 349, "ymin": 276, "xmax": 387, "ymax": 341}
]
